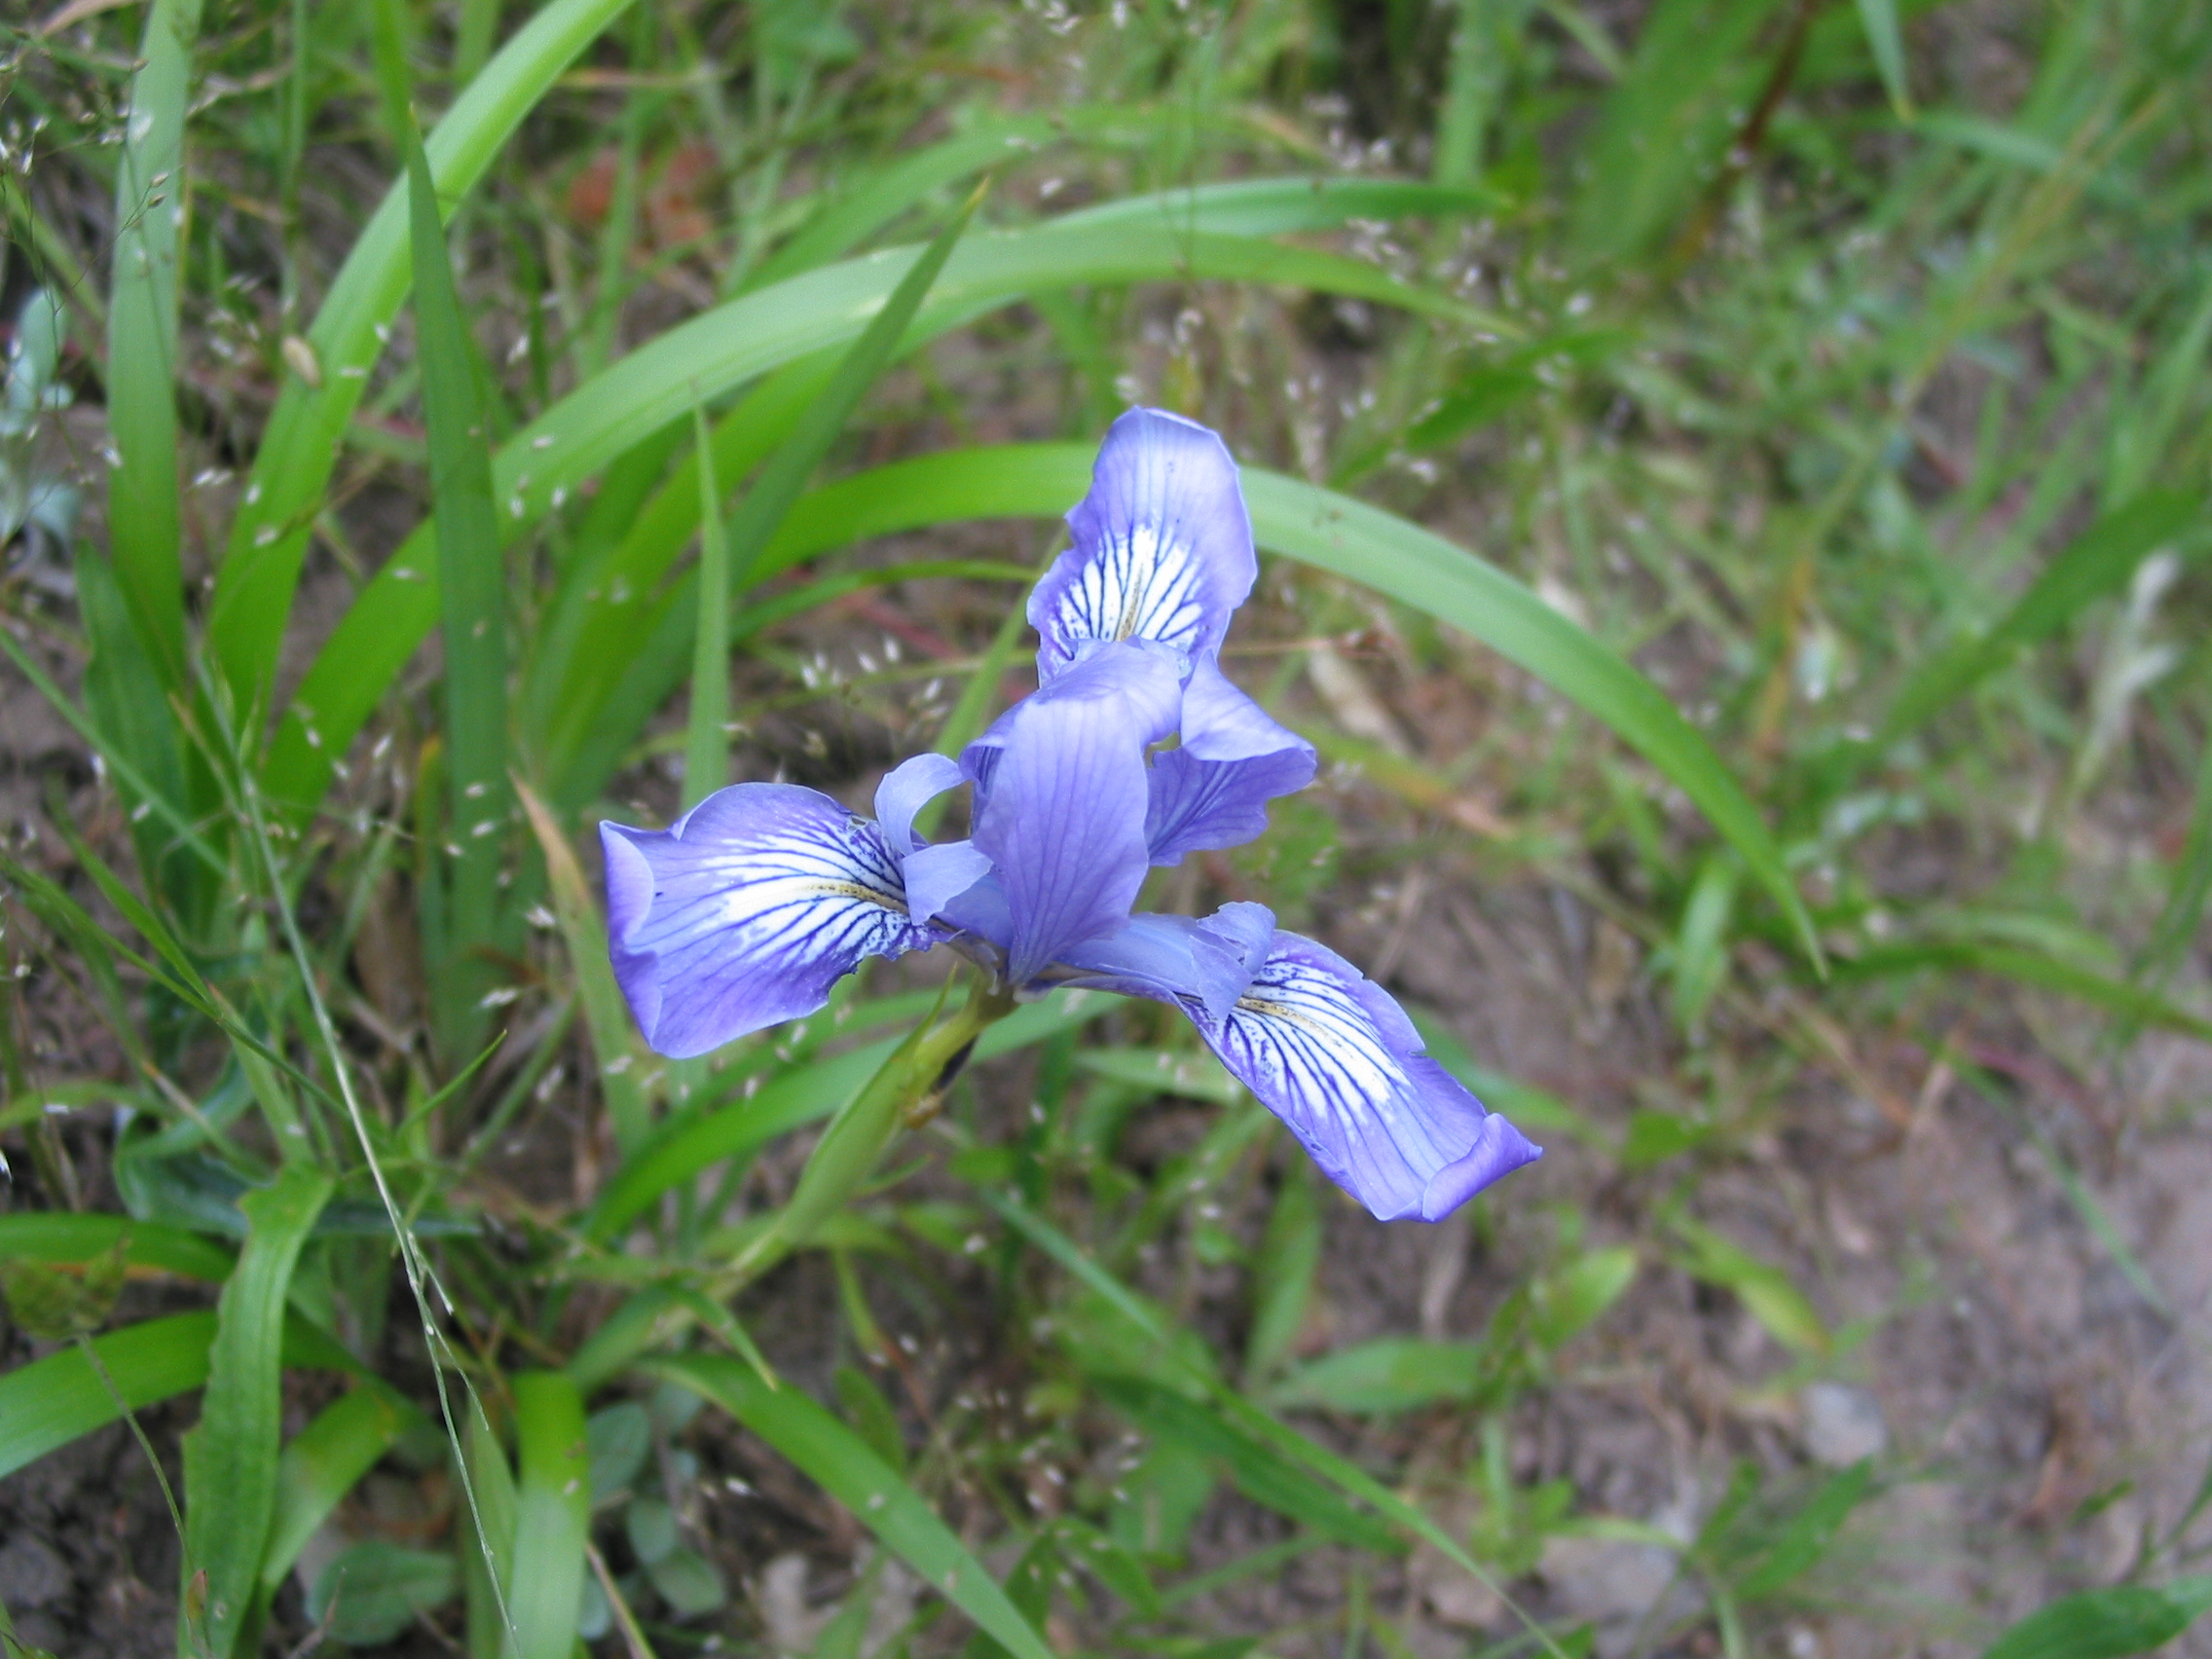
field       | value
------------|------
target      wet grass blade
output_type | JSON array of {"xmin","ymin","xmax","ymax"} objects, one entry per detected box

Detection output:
[
  {"xmin": 649, "ymin": 1352, "xmax": 1060, "ymax": 1659},
  {"xmin": 207, "ymin": 0, "xmax": 641, "ymax": 715},
  {"xmin": 103, "ymin": 0, "xmax": 203, "ymax": 691},
  {"xmin": 505, "ymin": 1373, "xmax": 591, "ymax": 1659},
  {"xmin": 260, "ymin": 1386, "xmax": 418, "ymax": 1593},
  {"xmin": 182, "ymin": 1163, "xmax": 333, "ymax": 1659},
  {"xmin": 406, "ymin": 122, "xmax": 511, "ymax": 1055}
]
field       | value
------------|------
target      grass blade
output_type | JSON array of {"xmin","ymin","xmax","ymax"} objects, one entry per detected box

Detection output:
[
  {"xmin": 506, "ymin": 1373, "xmax": 591, "ymax": 1659},
  {"xmin": 104, "ymin": 0, "xmax": 203, "ymax": 691},
  {"xmin": 182, "ymin": 1163, "xmax": 333, "ymax": 1659},
  {"xmin": 0, "ymin": 1312, "xmax": 216, "ymax": 1480},
  {"xmin": 406, "ymin": 122, "xmax": 512, "ymax": 1056},
  {"xmin": 648, "ymin": 1352, "xmax": 1059, "ymax": 1659},
  {"xmin": 207, "ymin": 0, "xmax": 641, "ymax": 716},
  {"xmin": 515, "ymin": 780, "xmax": 650, "ymax": 1153}
]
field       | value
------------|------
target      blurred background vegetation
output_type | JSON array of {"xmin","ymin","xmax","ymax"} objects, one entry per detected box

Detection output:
[{"xmin": 1, "ymin": 0, "xmax": 2211, "ymax": 1655}]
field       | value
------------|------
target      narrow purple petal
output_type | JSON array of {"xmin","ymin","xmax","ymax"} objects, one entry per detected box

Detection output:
[
  {"xmin": 1030, "ymin": 409, "xmax": 1258, "ymax": 681},
  {"xmin": 971, "ymin": 641, "xmax": 1182, "ymax": 985},
  {"xmin": 601, "ymin": 784, "xmax": 935, "ymax": 1058},
  {"xmin": 1145, "ymin": 656, "xmax": 1316, "ymax": 865},
  {"xmin": 1181, "ymin": 930, "xmax": 1541, "ymax": 1222},
  {"xmin": 874, "ymin": 752, "xmax": 966, "ymax": 857}
]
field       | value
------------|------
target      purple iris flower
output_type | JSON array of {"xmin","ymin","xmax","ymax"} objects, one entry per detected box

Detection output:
[{"xmin": 602, "ymin": 409, "xmax": 1541, "ymax": 1222}]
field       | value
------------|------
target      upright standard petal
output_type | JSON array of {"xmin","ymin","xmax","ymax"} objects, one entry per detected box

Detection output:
[
  {"xmin": 602, "ymin": 784, "xmax": 935, "ymax": 1058},
  {"xmin": 1182, "ymin": 930, "xmax": 1541, "ymax": 1222},
  {"xmin": 1145, "ymin": 655, "xmax": 1317, "ymax": 866},
  {"xmin": 970, "ymin": 641, "xmax": 1182, "ymax": 985},
  {"xmin": 1031, "ymin": 409, "xmax": 1258, "ymax": 680}
]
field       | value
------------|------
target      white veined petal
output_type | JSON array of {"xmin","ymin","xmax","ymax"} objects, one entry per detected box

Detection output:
[{"xmin": 1039, "ymin": 517, "xmax": 1212, "ymax": 661}]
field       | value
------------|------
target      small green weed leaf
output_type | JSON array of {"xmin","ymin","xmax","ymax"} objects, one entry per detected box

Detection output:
[
  {"xmin": 585, "ymin": 1402, "xmax": 652, "ymax": 1499},
  {"xmin": 506, "ymin": 1372, "xmax": 592, "ymax": 1659},
  {"xmin": 1268, "ymin": 1339, "xmax": 1486, "ymax": 1415},
  {"xmin": 645, "ymin": 1546, "xmax": 727, "ymax": 1617},
  {"xmin": 1983, "ymin": 1578, "xmax": 2212, "ymax": 1659},
  {"xmin": 0, "ymin": 1237, "xmax": 129, "ymax": 1341},
  {"xmin": 649, "ymin": 1352, "xmax": 1060, "ymax": 1659},
  {"xmin": 1530, "ymin": 1247, "xmax": 1640, "ymax": 1352},
  {"xmin": 1733, "ymin": 1459, "xmax": 1873, "ymax": 1599},
  {"xmin": 1619, "ymin": 1110, "xmax": 1710, "ymax": 1169},
  {"xmin": 307, "ymin": 1541, "xmax": 460, "ymax": 1647},
  {"xmin": 1109, "ymin": 1438, "xmax": 1216, "ymax": 1564},
  {"xmin": 262, "ymin": 1387, "xmax": 416, "ymax": 1591},
  {"xmin": 183, "ymin": 1163, "xmax": 333, "ymax": 1659},
  {"xmin": 625, "ymin": 1494, "xmax": 679, "ymax": 1565},
  {"xmin": 1672, "ymin": 1217, "xmax": 1829, "ymax": 1357}
]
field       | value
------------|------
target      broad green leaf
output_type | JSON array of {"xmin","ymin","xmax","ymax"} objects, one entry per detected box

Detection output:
[
  {"xmin": 183, "ymin": 1163, "xmax": 333, "ymax": 1659},
  {"xmin": 207, "ymin": 0, "xmax": 642, "ymax": 714},
  {"xmin": 0, "ymin": 1213, "xmax": 234, "ymax": 1285},
  {"xmin": 1242, "ymin": 1160, "xmax": 1320, "ymax": 1384},
  {"xmin": 262, "ymin": 1388, "xmax": 416, "ymax": 1591},
  {"xmin": 1267, "ymin": 1338, "xmax": 1486, "ymax": 1415},
  {"xmin": 648, "ymin": 1352, "xmax": 1058, "ymax": 1659},
  {"xmin": 1878, "ymin": 492, "xmax": 2203, "ymax": 748},
  {"xmin": 406, "ymin": 122, "xmax": 511, "ymax": 1056},
  {"xmin": 505, "ymin": 1373, "xmax": 590, "ymax": 1659},
  {"xmin": 1671, "ymin": 1217, "xmax": 1829, "ymax": 1357},
  {"xmin": 461, "ymin": 1401, "xmax": 519, "ymax": 1659},
  {"xmin": 104, "ymin": 0, "xmax": 202, "ymax": 690},
  {"xmin": 308, "ymin": 1541, "xmax": 460, "ymax": 1647},
  {"xmin": 1983, "ymin": 1578, "xmax": 2212, "ymax": 1659}
]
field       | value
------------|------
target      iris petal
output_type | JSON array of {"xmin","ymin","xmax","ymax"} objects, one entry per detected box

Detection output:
[
  {"xmin": 874, "ymin": 752, "xmax": 966, "ymax": 857},
  {"xmin": 971, "ymin": 641, "xmax": 1183, "ymax": 985},
  {"xmin": 1031, "ymin": 408, "xmax": 1258, "ymax": 680},
  {"xmin": 1184, "ymin": 929, "xmax": 1541, "ymax": 1222},
  {"xmin": 602, "ymin": 784, "xmax": 935, "ymax": 1058}
]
